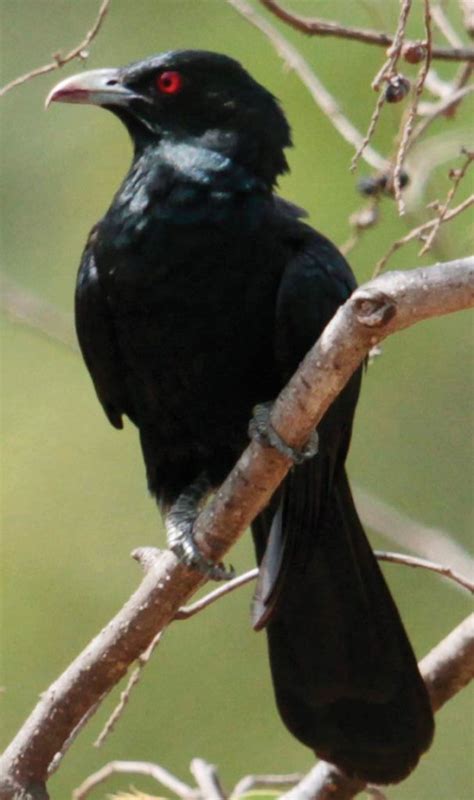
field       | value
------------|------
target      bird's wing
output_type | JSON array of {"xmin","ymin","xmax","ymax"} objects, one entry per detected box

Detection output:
[
  {"xmin": 75, "ymin": 233, "xmax": 132, "ymax": 429},
  {"xmin": 273, "ymin": 222, "xmax": 356, "ymax": 382},
  {"xmin": 252, "ymin": 224, "xmax": 361, "ymax": 628}
]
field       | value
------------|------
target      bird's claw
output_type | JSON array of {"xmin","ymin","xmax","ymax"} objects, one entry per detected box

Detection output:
[
  {"xmin": 167, "ymin": 517, "xmax": 234, "ymax": 582},
  {"xmin": 249, "ymin": 402, "xmax": 319, "ymax": 464}
]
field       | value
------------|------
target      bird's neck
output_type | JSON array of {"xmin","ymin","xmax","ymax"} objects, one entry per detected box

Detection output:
[
  {"xmin": 105, "ymin": 135, "xmax": 270, "ymax": 242},
  {"xmin": 135, "ymin": 133, "xmax": 267, "ymax": 193}
]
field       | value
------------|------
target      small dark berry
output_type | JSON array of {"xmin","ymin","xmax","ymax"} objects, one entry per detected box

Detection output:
[
  {"xmin": 383, "ymin": 170, "xmax": 410, "ymax": 197},
  {"xmin": 402, "ymin": 42, "xmax": 427, "ymax": 64},
  {"xmin": 385, "ymin": 74, "xmax": 411, "ymax": 103},
  {"xmin": 357, "ymin": 176, "xmax": 382, "ymax": 196}
]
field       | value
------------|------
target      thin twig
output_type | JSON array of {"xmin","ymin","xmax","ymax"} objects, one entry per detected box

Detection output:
[
  {"xmin": 374, "ymin": 194, "xmax": 474, "ymax": 273},
  {"xmin": 177, "ymin": 550, "xmax": 473, "ymax": 626},
  {"xmin": 227, "ymin": 0, "xmax": 387, "ymax": 171},
  {"xmin": 350, "ymin": 92, "xmax": 387, "ymax": 173},
  {"xmin": 393, "ymin": 0, "xmax": 433, "ymax": 214},
  {"xmin": 0, "ymin": 0, "xmax": 111, "ymax": 98},
  {"xmin": 73, "ymin": 760, "xmax": 198, "ymax": 800},
  {"xmin": 374, "ymin": 550, "xmax": 474, "ymax": 593},
  {"xmin": 351, "ymin": 0, "xmax": 415, "ymax": 172},
  {"xmin": 372, "ymin": 0, "xmax": 413, "ymax": 90},
  {"xmin": 175, "ymin": 568, "xmax": 259, "ymax": 619},
  {"xmin": 258, "ymin": 0, "xmax": 474, "ymax": 62},
  {"xmin": 0, "ymin": 275, "xmax": 77, "ymax": 351},
  {"xmin": 354, "ymin": 485, "xmax": 474, "ymax": 581},
  {"xmin": 419, "ymin": 148, "xmax": 474, "ymax": 254},
  {"xmin": 47, "ymin": 698, "xmax": 105, "ymax": 777},
  {"xmin": 94, "ymin": 631, "xmax": 164, "ymax": 749},
  {"xmin": 230, "ymin": 772, "xmax": 304, "ymax": 799}
]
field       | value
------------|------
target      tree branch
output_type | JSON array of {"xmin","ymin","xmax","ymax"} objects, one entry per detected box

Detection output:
[
  {"xmin": 259, "ymin": 0, "xmax": 474, "ymax": 62},
  {"xmin": 0, "ymin": 258, "xmax": 472, "ymax": 800},
  {"xmin": 0, "ymin": 0, "xmax": 111, "ymax": 98}
]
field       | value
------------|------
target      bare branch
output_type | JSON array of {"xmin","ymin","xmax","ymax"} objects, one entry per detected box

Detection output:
[
  {"xmin": 0, "ymin": 0, "xmax": 111, "ymax": 98},
  {"xmin": 419, "ymin": 148, "xmax": 474, "ymax": 254},
  {"xmin": 73, "ymin": 760, "xmax": 198, "ymax": 800},
  {"xmin": 0, "ymin": 275, "xmax": 76, "ymax": 352},
  {"xmin": 190, "ymin": 759, "xmax": 226, "ymax": 800},
  {"xmin": 419, "ymin": 612, "xmax": 474, "ymax": 709},
  {"xmin": 374, "ymin": 550, "xmax": 474, "ymax": 593},
  {"xmin": 354, "ymin": 485, "xmax": 474, "ymax": 581},
  {"xmin": 175, "ymin": 568, "xmax": 259, "ymax": 619},
  {"xmin": 93, "ymin": 630, "xmax": 164, "ymax": 749},
  {"xmin": 230, "ymin": 772, "xmax": 304, "ymax": 799},
  {"xmin": 350, "ymin": 91, "xmax": 387, "ymax": 173},
  {"xmin": 181, "ymin": 551, "xmax": 473, "ymax": 627},
  {"xmin": 259, "ymin": 0, "xmax": 474, "ymax": 62},
  {"xmin": 371, "ymin": 0, "xmax": 413, "ymax": 91},
  {"xmin": 351, "ymin": 0, "xmax": 416, "ymax": 173},
  {"xmin": 227, "ymin": 0, "xmax": 387, "ymax": 171},
  {"xmin": 393, "ymin": 0, "xmax": 433, "ymax": 213},
  {"xmin": 374, "ymin": 194, "xmax": 474, "ymax": 273},
  {"xmin": 0, "ymin": 258, "xmax": 472, "ymax": 799}
]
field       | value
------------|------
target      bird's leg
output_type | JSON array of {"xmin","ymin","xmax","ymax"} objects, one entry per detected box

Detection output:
[
  {"xmin": 165, "ymin": 473, "xmax": 234, "ymax": 581},
  {"xmin": 249, "ymin": 402, "xmax": 319, "ymax": 464}
]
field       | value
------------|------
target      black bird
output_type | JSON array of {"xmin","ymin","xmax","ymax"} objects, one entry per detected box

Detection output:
[{"xmin": 47, "ymin": 51, "xmax": 434, "ymax": 782}]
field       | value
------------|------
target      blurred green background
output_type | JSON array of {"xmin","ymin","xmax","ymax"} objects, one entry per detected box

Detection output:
[{"xmin": 1, "ymin": 1, "xmax": 473, "ymax": 798}]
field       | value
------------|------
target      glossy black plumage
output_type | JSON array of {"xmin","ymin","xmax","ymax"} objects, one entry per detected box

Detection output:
[{"xmin": 50, "ymin": 50, "xmax": 434, "ymax": 782}]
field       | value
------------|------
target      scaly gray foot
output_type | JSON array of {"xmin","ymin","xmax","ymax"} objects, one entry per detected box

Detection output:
[
  {"xmin": 166, "ymin": 474, "xmax": 234, "ymax": 581},
  {"xmin": 249, "ymin": 402, "xmax": 319, "ymax": 464}
]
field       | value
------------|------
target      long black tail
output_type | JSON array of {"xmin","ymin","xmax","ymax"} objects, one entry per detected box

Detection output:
[{"xmin": 251, "ymin": 462, "xmax": 434, "ymax": 784}]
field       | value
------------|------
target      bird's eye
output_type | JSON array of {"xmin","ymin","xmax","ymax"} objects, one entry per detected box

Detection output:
[{"xmin": 156, "ymin": 71, "xmax": 183, "ymax": 95}]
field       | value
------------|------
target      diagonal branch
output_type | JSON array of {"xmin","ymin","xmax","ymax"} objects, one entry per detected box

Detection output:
[{"xmin": 0, "ymin": 258, "xmax": 472, "ymax": 800}]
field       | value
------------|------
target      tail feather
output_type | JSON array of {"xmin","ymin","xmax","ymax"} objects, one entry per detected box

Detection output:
[{"xmin": 251, "ymin": 462, "xmax": 434, "ymax": 784}]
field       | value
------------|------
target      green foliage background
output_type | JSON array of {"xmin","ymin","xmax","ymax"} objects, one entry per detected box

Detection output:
[{"xmin": 1, "ymin": 1, "xmax": 472, "ymax": 798}]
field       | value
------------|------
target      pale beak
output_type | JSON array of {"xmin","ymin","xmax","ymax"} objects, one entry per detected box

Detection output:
[{"xmin": 45, "ymin": 67, "xmax": 139, "ymax": 109}]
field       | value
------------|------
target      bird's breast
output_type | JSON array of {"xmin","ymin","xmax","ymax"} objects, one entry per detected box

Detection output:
[{"xmin": 93, "ymin": 219, "xmax": 284, "ymax": 449}]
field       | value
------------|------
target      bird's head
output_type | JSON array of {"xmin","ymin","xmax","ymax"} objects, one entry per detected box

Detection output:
[{"xmin": 46, "ymin": 50, "xmax": 291, "ymax": 187}]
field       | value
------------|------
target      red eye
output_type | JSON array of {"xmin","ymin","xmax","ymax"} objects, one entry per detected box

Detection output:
[{"xmin": 156, "ymin": 71, "xmax": 183, "ymax": 95}]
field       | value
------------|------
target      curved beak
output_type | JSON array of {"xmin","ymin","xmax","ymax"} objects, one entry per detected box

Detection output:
[{"xmin": 45, "ymin": 67, "xmax": 139, "ymax": 109}]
